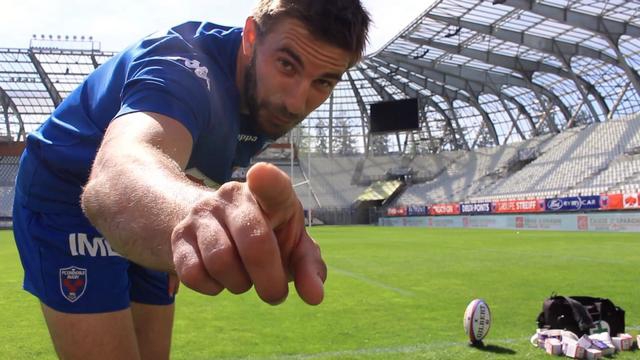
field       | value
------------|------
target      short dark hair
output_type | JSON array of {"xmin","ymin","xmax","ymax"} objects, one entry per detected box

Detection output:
[{"xmin": 252, "ymin": 0, "xmax": 371, "ymax": 67}]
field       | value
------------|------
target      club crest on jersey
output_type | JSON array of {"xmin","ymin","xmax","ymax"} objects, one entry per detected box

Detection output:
[{"xmin": 59, "ymin": 266, "xmax": 87, "ymax": 303}]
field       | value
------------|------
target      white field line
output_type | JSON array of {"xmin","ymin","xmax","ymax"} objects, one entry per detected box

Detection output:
[
  {"xmin": 221, "ymin": 337, "xmax": 524, "ymax": 360},
  {"xmin": 330, "ymin": 266, "xmax": 414, "ymax": 297},
  {"xmin": 463, "ymin": 246, "xmax": 632, "ymax": 266},
  {"xmin": 214, "ymin": 326, "xmax": 640, "ymax": 360}
]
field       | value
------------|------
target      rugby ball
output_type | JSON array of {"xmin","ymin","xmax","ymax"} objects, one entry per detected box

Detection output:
[{"xmin": 463, "ymin": 299, "xmax": 491, "ymax": 343}]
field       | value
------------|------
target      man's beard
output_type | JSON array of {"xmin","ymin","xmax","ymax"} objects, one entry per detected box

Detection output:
[{"xmin": 243, "ymin": 53, "xmax": 303, "ymax": 140}]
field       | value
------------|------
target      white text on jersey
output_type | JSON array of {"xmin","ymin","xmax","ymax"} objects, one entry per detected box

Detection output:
[{"xmin": 68, "ymin": 233, "xmax": 122, "ymax": 257}]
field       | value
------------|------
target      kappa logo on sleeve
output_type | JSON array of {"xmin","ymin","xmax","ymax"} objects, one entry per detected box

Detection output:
[
  {"xmin": 165, "ymin": 56, "xmax": 212, "ymax": 91},
  {"xmin": 184, "ymin": 58, "xmax": 211, "ymax": 91},
  {"xmin": 59, "ymin": 266, "xmax": 87, "ymax": 303},
  {"xmin": 238, "ymin": 134, "xmax": 258, "ymax": 142}
]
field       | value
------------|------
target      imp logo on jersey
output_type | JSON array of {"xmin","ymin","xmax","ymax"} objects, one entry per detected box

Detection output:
[
  {"xmin": 184, "ymin": 59, "xmax": 211, "ymax": 91},
  {"xmin": 59, "ymin": 266, "xmax": 87, "ymax": 303}
]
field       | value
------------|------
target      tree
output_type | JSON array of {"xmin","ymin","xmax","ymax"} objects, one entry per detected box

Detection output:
[
  {"xmin": 333, "ymin": 118, "xmax": 357, "ymax": 155},
  {"xmin": 370, "ymin": 133, "xmax": 390, "ymax": 155},
  {"xmin": 314, "ymin": 119, "xmax": 328, "ymax": 155},
  {"xmin": 474, "ymin": 124, "xmax": 495, "ymax": 149},
  {"xmin": 573, "ymin": 108, "xmax": 592, "ymax": 126}
]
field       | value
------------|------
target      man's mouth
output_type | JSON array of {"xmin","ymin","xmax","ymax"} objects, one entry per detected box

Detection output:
[{"xmin": 270, "ymin": 111, "xmax": 293, "ymax": 127}]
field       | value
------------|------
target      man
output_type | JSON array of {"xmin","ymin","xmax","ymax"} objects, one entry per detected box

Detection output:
[{"xmin": 12, "ymin": 0, "xmax": 370, "ymax": 358}]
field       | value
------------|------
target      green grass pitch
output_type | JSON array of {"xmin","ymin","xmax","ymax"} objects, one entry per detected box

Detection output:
[{"xmin": 1, "ymin": 226, "xmax": 638, "ymax": 359}]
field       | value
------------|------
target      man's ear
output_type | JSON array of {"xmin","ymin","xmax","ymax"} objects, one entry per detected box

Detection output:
[{"xmin": 242, "ymin": 17, "xmax": 258, "ymax": 58}]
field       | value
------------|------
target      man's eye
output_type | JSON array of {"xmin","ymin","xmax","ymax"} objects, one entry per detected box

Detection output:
[
  {"xmin": 315, "ymin": 79, "xmax": 336, "ymax": 92},
  {"xmin": 278, "ymin": 59, "xmax": 294, "ymax": 73},
  {"xmin": 317, "ymin": 80, "xmax": 333, "ymax": 89}
]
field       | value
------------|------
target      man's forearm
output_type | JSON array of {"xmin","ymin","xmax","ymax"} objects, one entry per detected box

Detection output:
[{"xmin": 81, "ymin": 143, "xmax": 207, "ymax": 271}]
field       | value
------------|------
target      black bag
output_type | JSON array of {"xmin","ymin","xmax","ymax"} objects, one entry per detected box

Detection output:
[{"xmin": 536, "ymin": 295, "xmax": 625, "ymax": 337}]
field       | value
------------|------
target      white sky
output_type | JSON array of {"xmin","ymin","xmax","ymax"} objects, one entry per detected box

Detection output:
[{"xmin": 2, "ymin": 0, "xmax": 431, "ymax": 54}]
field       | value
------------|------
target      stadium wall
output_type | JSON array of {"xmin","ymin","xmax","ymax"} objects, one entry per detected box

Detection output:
[
  {"xmin": 0, "ymin": 142, "xmax": 25, "ymax": 156},
  {"xmin": 379, "ymin": 212, "xmax": 640, "ymax": 232}
]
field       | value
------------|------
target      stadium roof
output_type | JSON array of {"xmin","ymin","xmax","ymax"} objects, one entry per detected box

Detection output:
[
  {"xmin": 0, "ymin": 37, "xmax": 115, "ymax": 142},
  {"xmin": 302, "ymin": 0, "xmax": 640, "ymax": 154},
  {"xmin": 2, "ymin": 0, "xmax": 640, "ymax": 155}
]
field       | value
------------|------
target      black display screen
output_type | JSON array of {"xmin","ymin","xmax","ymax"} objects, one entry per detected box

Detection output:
[{"xmin": 369, "ymin": 98, "xmax": 419, "ymax": 133}]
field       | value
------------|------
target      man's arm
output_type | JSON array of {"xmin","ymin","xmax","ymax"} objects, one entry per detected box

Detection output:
[
  {"xmin": 81, "ymin": 111, "xmax": 326, "ymax": 305},
  {"xmin": 82, "ymin": 111, "xmax": 199, "ymax": 271}
]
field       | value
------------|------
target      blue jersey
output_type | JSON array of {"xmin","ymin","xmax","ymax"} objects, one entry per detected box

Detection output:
[{"xmin": 15, "ymin": 21, "xmax": 269, "ymax": 215}]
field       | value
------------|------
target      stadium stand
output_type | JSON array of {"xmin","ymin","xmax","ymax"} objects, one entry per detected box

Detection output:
[
  {"xmin": 298, "ymin": 155, "xmax": 367, "ymax": 208},
  {"xmin": 471, "ymin": 117, "xmax": 640, "ymax": 200},
  {"xmin": 260, "ymin": 114, "xmax": 640, "ymax": 212},
  {"xmin": 393, "ymin": 134, "xmax": 554, "ymax": 205},
  {"xmin": 360, "ymin": 155, "xmax": 408, "ymax": 182}
]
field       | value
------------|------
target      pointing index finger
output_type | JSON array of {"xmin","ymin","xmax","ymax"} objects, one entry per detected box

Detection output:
[{"xmin": 246, "ymin": 162, "xmax": 296, "ymax": 229}]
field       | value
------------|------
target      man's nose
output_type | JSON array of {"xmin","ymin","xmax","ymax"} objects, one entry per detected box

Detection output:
[{"xmin": 282, "ymin": 80, "xmax": 309, "ymax": 117}]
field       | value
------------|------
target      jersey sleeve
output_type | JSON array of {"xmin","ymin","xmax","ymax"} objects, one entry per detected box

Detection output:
[{"xmin": 116, "ymin": 52, "xmax": 212, "ymax": 140}]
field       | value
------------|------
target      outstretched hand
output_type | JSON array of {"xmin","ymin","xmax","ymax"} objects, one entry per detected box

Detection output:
[{"xmin": 171, "ymin": 162, "xmax": 327, "ymax": 305}]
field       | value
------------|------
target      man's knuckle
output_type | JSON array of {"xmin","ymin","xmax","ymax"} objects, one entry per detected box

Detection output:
[
  {"xmin": 217, "ymin": 181, "xmax": 244, "ymax": 202},
  {"xmin": 177, "ymin": 264, "xmax": 201, "ymax": 287},
  {"xmin": 203, "ymin": 246, "xmax": 234, "ymax": 275}
]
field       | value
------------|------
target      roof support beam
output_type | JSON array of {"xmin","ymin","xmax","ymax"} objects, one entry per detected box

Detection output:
[
  {"xmin": 604, "ymin": 36, "xmax": 640, "ymax": 98},
  {"xmin": 90, "ymin": 54, "xmax": 100, "ymax": 69},
  {"xmin": 443, "ymin": 96, "xmax": 471, "ymax": 150},
  {"xmin": 362, "ymin": 61, "xmax": 467, "ymax": 150},
  {"xmin": 370, "ymin": 57, "xmax": 537, "ymax": 143},
  {"xmin": 551, "ymin": 42, "xmax": 602, "ymax": 124},
  {"xmin": 369, "ymin": 58, "xmax": 461, "ymax": 100},
  {"xmin": 497, "ymin": 90, "xmax": 537, "ymax": 135},
  {"xmin": 378, "ymin": 52, "xmax": 571, "ymax": 126},
  {"xmin": 607, "ymin": 82, "xmax": 631, "ymax": 121},
  {"xmin": 359, "ymin": 68, "xmax": 440, "ymax": 153},
  {"xmin": 405, "ymin": 35, "xmax": 610, "ymax": 116},
  {"xmin": 463, "ymin": 87, "xmax": 500, "ymax": 146},
  {"xmin": 417, "ymin": 100, "xmax": 437, "ymax": 152},
  {"xmin": 427, "ymin": 11, "xmax": 640, "ymax": 95},
  {"xmin": 535, "ymin": 97, "xmax": 558, "ymax": 134},
  {"xmin": 496, "ymin": 0, "xmax": 640, "ymax": 40},
  {"xmin": 328, "ymin": 93, "xmax": 334, "ymax": 156},
  {"xmin": 426, "ymin": 13, "xmax": 620, "ymax": 66},
  {"xmin": 0, "ymin": 87, "xmax": 26, "ymax": 141},
  {"xmin": 345, "ymin": 71, "xmax": 371, "ymax": 155},
  {"xmin": 27, "ymin": 49, "xmax": 62, "ymax": 108},
  {"xmin": 496, "ymin": 96, "xmax": 526, "ymax": 141}
]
